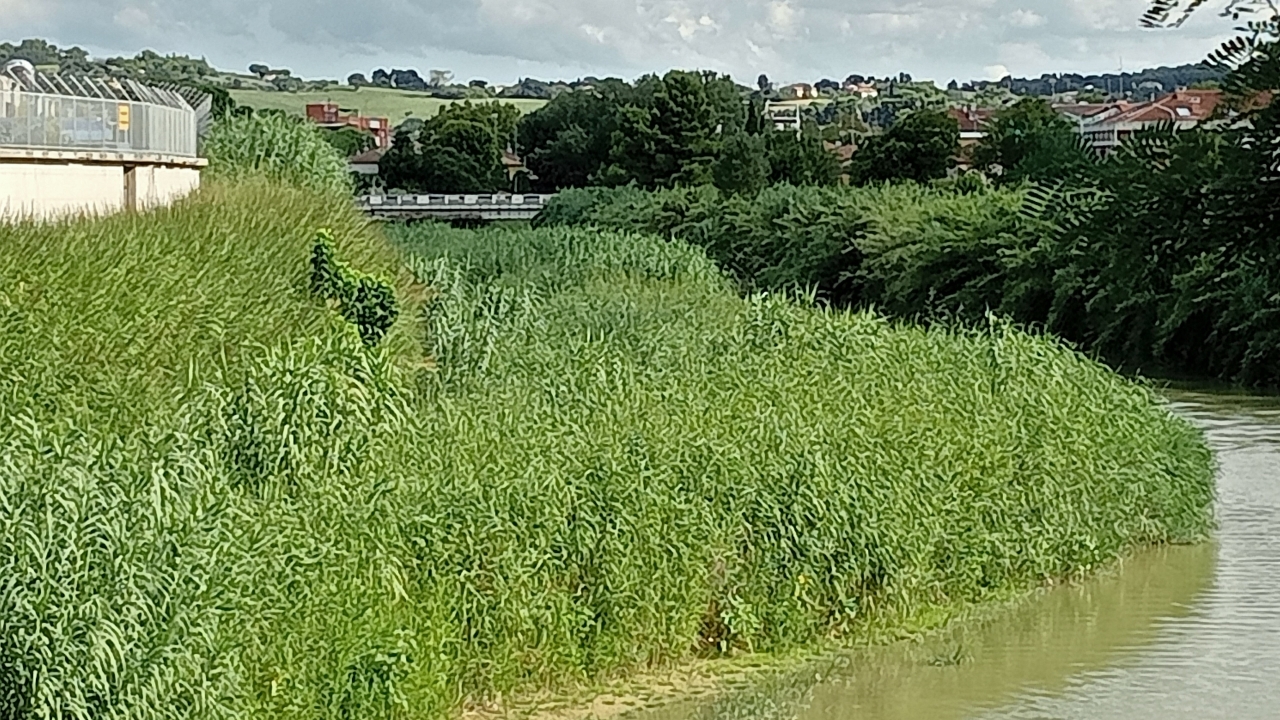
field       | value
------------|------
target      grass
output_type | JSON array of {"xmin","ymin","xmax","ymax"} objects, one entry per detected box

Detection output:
[
  {"xmin": 230, "ymin": 86, "xmax": 547, "ymax": 123},
  {"xmin": 0, "ymin": 181, "xmax": 1215, "ymax": 720}
]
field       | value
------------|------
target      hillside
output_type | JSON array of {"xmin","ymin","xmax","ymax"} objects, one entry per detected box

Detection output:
[{"xmin": 229, "ymin": 86, "xmax": 546, "ymax": 121}]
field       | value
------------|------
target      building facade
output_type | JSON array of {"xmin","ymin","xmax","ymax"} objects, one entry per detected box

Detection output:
[
  {"xmin": 306, "ymin": 103, "xmax": 392, "ymax": 149},
  {"xmin": 1058, "ymin": 89, "xmax": 1223, "ymax": 154}
]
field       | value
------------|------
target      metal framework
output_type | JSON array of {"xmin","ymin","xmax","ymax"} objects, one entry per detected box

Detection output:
[{"xmin": 0, "ymin": 63, "xmax": 197, "ymax": 157}]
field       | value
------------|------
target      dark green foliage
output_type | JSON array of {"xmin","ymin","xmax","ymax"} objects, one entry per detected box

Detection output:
[
  {"xmin": 849, "ymin": 110, "xmax": 960, "ymax": 184},
  {"xmin": 713, "ymin": 133, "xmax": 770, "ymax": 195},
  {"xmin": 973, "ymin": 98, "xmax": 1095, "ymax": 184},
  {"xmin": 604, "ymin": 71, "xmax": 743, "ymax": 188},
  {"xmin": 518, "ymin": 90, "xmax": 620, "ymax": 191},
  {"xmin": 380, "ymin": 102, "xmax": 515, "ymax": 193},
  {"xmin": 517, "ymin": 70, "xmax": 746, "ymax": 190},
  {"xmin": 764, "ymin": 130, "xmax": 842, "ymax": 186},
  {"xmin": 320, "ymin": 127, "xmax": 377, "ymax": 159},
  {"xmin": 310, "ymin": 230, "xmax": 400, "ymax": 347},
  {"xmin": 0, "ymin": 39, "xmax": 218, "ymax": 84}
]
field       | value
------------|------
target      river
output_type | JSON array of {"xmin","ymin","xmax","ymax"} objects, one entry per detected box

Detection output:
[{"xmin": 627, "ymin": 389, "xmax": 1280, "ymax": 720}]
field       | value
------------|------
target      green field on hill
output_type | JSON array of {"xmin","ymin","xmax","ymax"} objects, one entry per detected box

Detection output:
[{"xmin": 229, "ymin": 86, "xmax": 547, "ymax": 122}]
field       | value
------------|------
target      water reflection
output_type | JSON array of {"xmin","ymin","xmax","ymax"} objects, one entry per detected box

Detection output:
[{"xmin": 630, "ymin": 389, "xmax": 1280, "ymax": 720}]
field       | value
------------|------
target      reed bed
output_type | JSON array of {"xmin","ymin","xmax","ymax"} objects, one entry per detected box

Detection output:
[{"xmin": 0, "ymin": 184, "xmax": 1214, "ymax": 720}]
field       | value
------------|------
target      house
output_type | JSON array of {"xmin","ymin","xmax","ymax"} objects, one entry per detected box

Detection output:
[
  {"xmin": 780, "ymin": 83, "xmax": 819, "ymax": 100},
  {"xmin": 948, "ymin": 106, "xmax": 996, "ymax": 147},
  {"xmin": 502, "ymin": 150, "xmax": 528, "ymax": 186},
  {"xmin": 843, "ymin": 82, "xmax": 879, "ymax": 99},
  {"xmin": 823, "ymin": 141, "xmax": 857, "ymax": 165},
  {"xmin": 305, "ymin": 102, "xmax": 392, "ymax": 148},
  {"xmin": 348, "ymin": 147, "xmax": 385, "ymax": 176},
  {"xmin": 1061, "ymin": 89, "xmax": 1223, "ymax": 154},
  {"xmin": 764, "ymin": 102, "xmax": 802, "ymax": 133}
]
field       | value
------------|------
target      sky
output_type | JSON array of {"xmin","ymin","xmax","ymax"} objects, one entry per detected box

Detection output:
[{"xmin": 1, "ymin": 0, "xmax": 1240, "ymax": 85}]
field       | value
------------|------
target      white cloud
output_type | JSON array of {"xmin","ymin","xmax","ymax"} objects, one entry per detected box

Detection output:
[
  {"xmin": 112, "ymin": 5, "xmax": 153, "ymax": 31},
  {"xmin": 1005, "ymin": 9, "xmax": 1047, "ymax": 27},
  {"xmin": 2, "ymin": 0, "xmax": 1239, "ymax": 87},
  {"xmin": 0, "ymin": 0, "xmax": 46, "ymax": 21},
  {"xmin": 768, "ymin": 0, "xmax": 797, "ymax": 29},
  {"xmin": 984, "ymin": 63, "xmax": 1010, "ymax": 80}
]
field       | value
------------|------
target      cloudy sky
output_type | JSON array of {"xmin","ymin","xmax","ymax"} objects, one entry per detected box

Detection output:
[{"xmin": 2, "ymin": 0, "xmax": 1239, "ymax": 85}]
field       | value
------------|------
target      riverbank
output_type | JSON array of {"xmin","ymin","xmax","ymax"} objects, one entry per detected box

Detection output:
[
  {"xmin": 0, "ymin": 181, "xmax": 1215, "ymax": 719},
  {"xmin": 611, "ymin": 389, "xmax": 1280, "ymax": 720}
]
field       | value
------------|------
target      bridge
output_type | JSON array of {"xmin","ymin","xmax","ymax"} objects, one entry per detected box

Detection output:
[{"xmin": 359, "ymin": 193, "xmax": 557, "ymax": 221}]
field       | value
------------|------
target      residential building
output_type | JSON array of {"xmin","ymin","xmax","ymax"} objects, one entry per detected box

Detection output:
[
  {"xmin": 305, "ymin": 102, "xmax": 392, "ymax": 148},
  {"xmin": 948, "ymin": 106, "xmax": 996, "ymax": 147},
  {"xmin": 1059, "ymin": 89, "xmax": 1223, "ymax": 154},
  {"xmin": 764, "ymin": 102, "xmax": 802, "ymax": 133},
  {"xmin": 781, "ymin": 83, "xmax": 818, "ymax": 100},
  {"xmin": 843, "ymin": 82, "xmax": 880, "ymax": 99},
  {"xmin": 348, "ymin": 147, "xmax": 384, "ymax": 176}
]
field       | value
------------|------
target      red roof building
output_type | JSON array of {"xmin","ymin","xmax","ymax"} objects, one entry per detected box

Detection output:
[
  {"xmin": 1063, "ymin": 89, "xmax": 1223, "ymax": 154},
  {"xmin": 948, "ymin": 106, "xmax": 997, "ymax": 147},
  {"xmin": 306, "ymin": 102, "xmax": 392, "ymax": 149}
]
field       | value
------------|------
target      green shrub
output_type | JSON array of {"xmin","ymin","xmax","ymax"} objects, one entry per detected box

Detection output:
[
  {"xmin": 536, "ymin": 182, "xmax": 1040, "ymax": 312},
  {"xmin": 204, "ymin": 113, "xmax": 353, "ymax": 195},
  {"xmin": 310, "ymin": 230, "xmax": 400, "ymax": 347}
]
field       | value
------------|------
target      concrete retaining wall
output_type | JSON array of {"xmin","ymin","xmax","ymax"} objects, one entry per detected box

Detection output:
[{"xmin": 0, "ymin": 149, "xmax": 205, "ymax": 223}]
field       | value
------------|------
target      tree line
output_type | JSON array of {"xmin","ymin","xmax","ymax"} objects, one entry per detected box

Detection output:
[{"xmin": 533, "ymin": 5, "xmax": 1280, "ymax": 388}]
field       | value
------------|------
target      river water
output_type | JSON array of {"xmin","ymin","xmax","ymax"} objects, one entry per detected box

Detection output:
[{"xmin": 630, "ymin": 389, "xmax": 1280, "ymax": 720}]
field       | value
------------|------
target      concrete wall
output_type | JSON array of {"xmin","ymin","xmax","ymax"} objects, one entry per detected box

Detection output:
[
  {"xmin": 0, "ymin": 162, "xmax": 125, "ymax": 221},
  {"xmin": 134, "ymin": 165, "xmax": 202, "ymax": 212},
  {"xmin": 0, "ymin": 154, "xmax": 203, "ymax": 222}
]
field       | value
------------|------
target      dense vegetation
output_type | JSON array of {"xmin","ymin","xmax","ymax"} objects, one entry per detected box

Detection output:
[
  {"xmin": 379, "ymin": 101, "xmax": 521, "ymax": 193},
  {"xmin": 516, "ymin": 70, "xmax": 845, "ymax": 193},
  {"xmin": 203, "ymin": 112, "xmax": 355, "ymax": 195},
  {"xmin": 0, "ymin": 161, "xmax": 1214, "ymax": 718},
  {"xmin": 538, "ymin": 8, "xmax": 1280, "ymax": 388}
]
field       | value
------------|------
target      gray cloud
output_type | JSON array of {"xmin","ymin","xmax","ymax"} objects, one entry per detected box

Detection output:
[{"xmin": 3, "ymin": 0, "xmax": 1239, "ymax": 84}]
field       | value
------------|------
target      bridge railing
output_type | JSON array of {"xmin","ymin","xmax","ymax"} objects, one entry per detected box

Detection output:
[
  {"xmin": 360, "ymin": 193, "xmax": 557, "ymax": 209},
  {"xmin": 0, "ymin": 87, "xmax": 197, "ymax": 157}
]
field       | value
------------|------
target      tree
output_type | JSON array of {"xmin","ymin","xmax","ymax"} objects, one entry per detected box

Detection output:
[
  {"xmin": 249, "ymin": 63, "xmax": 270, "ymax": 78},
  {"xmin": 758, "ymin": 74, "xmax": 772, "ymax": 92},
  {"xmin": 713, "ymin": 132, "xmax": 770, "ymax": 194},
  {"xmin": 848, "ymin": 109, "xmax": 959, "ymax": 184},
  {"xmin": 973, "ymin": 98, "xmax": 1094, "ymax": 184},
  {"xmin": 518, "ymin": 89, "xmax": 622, "ymax": 191},
  {"xmin": 604, "ymin": 70, "xmax": 744, "ymax": 188},
  {"xmin": 380, "ymin": 102, "xmax": 512, "ymax": 193},
  {"xmin": 348, "ymin": 73, "xmax": 369, "ymax": 87},
  {"xmin": 429, "ymin": 69, "xmax": 454, "ymax": 88},
  {"xmin": 321, "ymin": 126, "xmax": 377, "ymax": 158},
  {"xmin": 390, "ymin": 69, "xmax": 427, "ymax": 91},
  {"xmin": 815, "ymin": 78, "xmax": 840, "ymax": 94},
  {"xmin": 764, "ymin": 129, "xmax": 841, "ymax": 186},
  {"xmin": 371, "ymin": 69, "xmax": 392, "ymax": 88}
]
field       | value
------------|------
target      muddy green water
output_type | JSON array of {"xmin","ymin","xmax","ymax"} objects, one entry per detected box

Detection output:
[{"xmin": 630, "ymin": 390, "xmax": 1280, "ymax": 720}]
